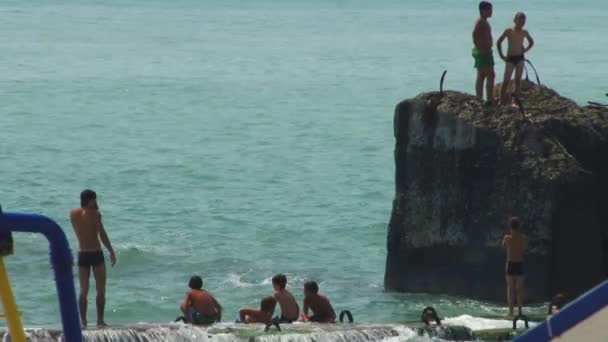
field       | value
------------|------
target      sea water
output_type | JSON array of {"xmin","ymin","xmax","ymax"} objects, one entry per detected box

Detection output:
[{"xmin": 1, "ymin": 0, "xmax": 606, "ymax": 331}]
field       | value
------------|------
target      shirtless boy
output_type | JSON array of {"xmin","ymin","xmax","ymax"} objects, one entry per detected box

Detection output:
[
  {"xmin": 179, "ymin": 275, "xmax": 222, "ymax": 325},
  {"xmin": 272, "ymin": 274, "xmax": 300, "ymax": 323},
  {"xmin": 502, "ymin": 217, "xmax": 528, "ymax": 316},
  {"xmin": 497, "ymin": 12, "xmax": 535, "ymax": 105},
  {"xmin": 70, "ymin": 189, "xmax": 116, "ymax": 328},
  {"xmin": 472, "ymin": 1, "xmax": 495, "ymax": 102},
  {"xmin": 239, "ymin": 296, "xmax": 277, "ymax": 324},
  {"xmin": 301, "ymin": 281, "xmax": 336, "ymax": 323}
]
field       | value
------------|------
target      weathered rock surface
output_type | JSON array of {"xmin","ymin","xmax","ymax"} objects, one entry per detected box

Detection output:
[{"xmin": 384, "ymin": 81, "xmax": 608, "ymax": 302}]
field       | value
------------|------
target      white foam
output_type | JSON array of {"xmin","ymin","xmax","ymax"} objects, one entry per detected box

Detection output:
[
  {"xmin": 225, "ymin": 273, "xmax": 264, "ymax": 288},
  {"xmin": 442, "ymin": 314, "xmax": 536, "ymax": 331},
  {"xmin": 225, "ymin": 273, "xmax": 305, "ymax": 288},
  {"xmin": 379, "ymin": 326, "xmax": 425, "ymax": 341}
]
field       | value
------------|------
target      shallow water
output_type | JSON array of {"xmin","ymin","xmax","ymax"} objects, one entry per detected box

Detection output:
[{"xmin": 0, "ymin": 0, "xmax": 605, "ymax": 328}]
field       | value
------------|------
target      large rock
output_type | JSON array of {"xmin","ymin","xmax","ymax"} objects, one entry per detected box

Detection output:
[{"xmin": 384, "ymin": 82, "xmax": 608, "ymax": 302}]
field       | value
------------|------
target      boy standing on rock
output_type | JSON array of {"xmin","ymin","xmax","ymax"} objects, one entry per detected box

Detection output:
[
  {"xmin": 472, "ymin": 1, "xmax": 495, "ymax": 103},
  {"xmin": 502, "ymin": 217, "xmax": 527, "ymax": 316},
  {"xmin": 497, "ymin": 12, "xmax": 535, "ymax": 106},
  {"xmin": 70, "ymin": 189, "xmax": 116, "ymax": 328}
]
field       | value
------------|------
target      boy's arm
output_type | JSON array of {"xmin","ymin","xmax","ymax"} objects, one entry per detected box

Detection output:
[
  {"xmin": 301, "ymin": 299, "xmax": 309, "ymax": 321},
  {"xmin": 212, "ymin": 296, "xmax": 222, "ymax": 321},
  {"xmin": 97, "ymin": 213, "xmax": 116, "ymax": 266},
  {"xmin": 496, "ymin": 29, "xmax": 509, "ymax": 60},
  {"xmin": 472, "ymin": 22, "xmax": 482, "ymax": 48},
  {"xmin": 329, "ymin": 302, "xmax": 337, "ymax": 322},
  {"xmin": 182, "ymin": 292, "xmax": 192, "ymax": 309},
  {"xmin": 69, "ymin": 210, "xmax": 76, "ymax": 229},
  {"xmin": 523, "ymin": 30, "xmax": 535, "ymax": 53},
  {"xmin": 239, "ymin": 309, "xmax": 247, "ymax": 323},
  {"xmin": 473, "ymin": 21, "xmax": 491, "ymax": 50}
]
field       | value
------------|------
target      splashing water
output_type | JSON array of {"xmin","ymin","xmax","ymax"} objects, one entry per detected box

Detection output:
[
  {"xmin": 443, "ymin": 314, "xmax": 538, "ymax": 331},
  {"xmin": 1, "ymin": 322, "xmax": 474, "ymax": 342}
]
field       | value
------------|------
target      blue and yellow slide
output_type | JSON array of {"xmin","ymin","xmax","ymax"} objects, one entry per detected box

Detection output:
[{"xmin": 0, "ymin": 206, "xmax": 83, "ymax": 342}]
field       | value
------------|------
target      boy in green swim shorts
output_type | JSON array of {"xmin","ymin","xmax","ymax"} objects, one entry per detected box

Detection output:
[{"xmin": 472, "ymin": 1, "xmax": 495, "ymax": 102}]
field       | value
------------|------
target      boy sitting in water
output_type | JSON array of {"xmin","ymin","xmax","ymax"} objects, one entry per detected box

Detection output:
[
  {"xmin": 239, "ymin": 296, "xmax": 277, "ymax": 324},
  {"xmin": 272, "ymin": 274, "xmax": 300, "ymax": 323},
  {"xmin": 179, "ymin": 275, "xmax": 222, "ymax": 325},
  {"xmin": 301, "ymin": 281, "xmax": 336, "ymax": 323},
  {"xmin": 497, "ymin": 12, "xmax": 535, "ymax": 106}
]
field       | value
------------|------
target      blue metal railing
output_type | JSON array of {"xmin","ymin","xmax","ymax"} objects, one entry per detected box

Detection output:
[
  {"xmin": 0, "ymin": 211, "xmax": 83, "ymax": 342},
  {"xmin": 514, "ymin": 279, "xmax": 608, "ymax": 341}
]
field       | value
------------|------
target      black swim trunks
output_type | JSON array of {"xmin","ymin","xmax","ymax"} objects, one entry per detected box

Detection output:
[
  {"xmin": 78, "ymin": 250, "xmax": 105, "ymax": 268},
  {"xmin": 506, "ymin": 261, "xmax": 524, "ymax": 276},
  {"xmin": 309, "ymin": 315, "xmax": 334, "ymax": 323},
  {"xmin": 279, "ymin": 316, "xmax": 296, "ymax": 323},
  {"xmin": 507, "ymin": 54, "xmax": 525, "ymax": 65}
]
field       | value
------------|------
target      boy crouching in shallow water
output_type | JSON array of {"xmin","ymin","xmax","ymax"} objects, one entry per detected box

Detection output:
[
  {"xmin": 239, "ymin": 296, "xmax": 277, "ymax": 324},
  {"xmin": 272, "ymin": 274, "xmax": 300, "ymax": 323},
  {"xmin": 497, "ymin": 12, "xmax": 535, "ymax": 106},
  {"xmin": 301, "ymin": 281, "xmax": 336, "ymax": 323},
  {"xmin": 179, "ymin": 275, "xmax": 222, "ymax": 325}
]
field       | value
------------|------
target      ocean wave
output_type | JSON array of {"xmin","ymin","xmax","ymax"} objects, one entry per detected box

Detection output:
[
  {"xmin": 378, "ymin": 326, "xmax": 421, "ymax": 341},
  {"xmin": 225, "ymin": 273, "xmax": 272, "ymax": 288},
  {"xmin": 224, "ymin": 272, "xmax": 309, "ymax": 290}
]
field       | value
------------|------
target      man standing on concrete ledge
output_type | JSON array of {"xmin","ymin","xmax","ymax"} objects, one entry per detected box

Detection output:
[
  {"xmin": 70, "ymin": 189, "xmax": 117, "ymax": 328},
  {"xmin": 503, "ymin": 216, "xmax": 527, "ymax": 317},
  {"xmin": 472, "ymin": 1, "xmax": 495, "ymax": 103}
]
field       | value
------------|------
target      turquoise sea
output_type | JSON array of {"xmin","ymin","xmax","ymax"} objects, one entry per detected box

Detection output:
[{"xmin": 1, "ymin": 0, "xmax": 607, "ymax": 329}]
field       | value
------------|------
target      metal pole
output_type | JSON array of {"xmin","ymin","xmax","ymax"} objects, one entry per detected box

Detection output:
[{"xmin": 0, "ymin": 257, "xmax": 26, "ymax": 342}]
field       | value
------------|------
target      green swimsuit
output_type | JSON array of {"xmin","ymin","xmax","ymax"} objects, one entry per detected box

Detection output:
[{"xmin": 472, "ymin": 47, "xmax": 494, "ymax": 68}]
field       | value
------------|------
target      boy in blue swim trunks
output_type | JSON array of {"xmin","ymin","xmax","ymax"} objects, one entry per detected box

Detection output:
[{"xmin": 472, "ymin": 1, "xmax": 495, "ymax": 102}]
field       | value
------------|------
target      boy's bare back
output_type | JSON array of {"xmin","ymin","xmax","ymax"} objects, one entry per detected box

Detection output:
[
  {"xmin": 503, "ymin": 231, "xmax": 527, "ymax": 262},
  {"xmin": 187, "ymin": 289, "xmax": 221, "ymax": 318},
  {"xmin": 304, "ymin": 293, "xmax": 336, "ymax": 322},
  {"xmin": 274, "ymin": 289, "xmax": 299, "ymax": 321},
  {"xmin": 70, "ymin": 208, "xmax": 102, "ymax": 251}
]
